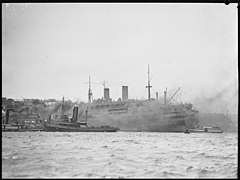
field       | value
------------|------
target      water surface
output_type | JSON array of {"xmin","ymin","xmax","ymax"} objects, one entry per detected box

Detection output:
[{"xmin": 2, "ymin": 132, "xmax": 238, "ymax": 178}]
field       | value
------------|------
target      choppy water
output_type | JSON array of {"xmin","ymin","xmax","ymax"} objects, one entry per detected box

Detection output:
[{"xmin": 2, "ymin": 132, "xmax": 238, "ymax": 178}]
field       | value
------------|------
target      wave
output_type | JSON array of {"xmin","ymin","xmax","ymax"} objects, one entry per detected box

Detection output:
[{"xmin": 2, "ymin": 132, "xmax": 237, "ymax": 178}]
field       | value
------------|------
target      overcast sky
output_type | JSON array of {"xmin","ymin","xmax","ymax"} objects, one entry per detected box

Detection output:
[{"xmin": 2, "ymin": 3, "xmax": 238, "ymax": 114}]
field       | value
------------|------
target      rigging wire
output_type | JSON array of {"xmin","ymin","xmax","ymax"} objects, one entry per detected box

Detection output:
[
  {"xmin": 135, "ymin": 87, "xmax": 146, "ymax": 99},
  {"xmin": 140, "ymin": 88, "xmax": 147, "ymax": 99}
]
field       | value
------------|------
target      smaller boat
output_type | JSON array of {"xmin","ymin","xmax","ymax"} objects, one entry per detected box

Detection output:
[
  {"xmin": 187, "ymin": 126, "xmax": 223, "ymax": 133},
  {"xmin": 184, "ymin": 129, "xmax": 190, "ymax": 134}
]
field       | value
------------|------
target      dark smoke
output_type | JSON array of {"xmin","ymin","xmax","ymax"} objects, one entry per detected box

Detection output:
[{"xmin": 192, "ymin": 80, "xmax": 238, "ymax": 114}]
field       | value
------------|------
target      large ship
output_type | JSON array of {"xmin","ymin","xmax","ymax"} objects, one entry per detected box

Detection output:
[
  {"xmin": 82, "ymin": 65, "xmax": 199, "ymax": 132},
  {"xmin": 44, "ymin": 97, "xmax": 119, "ymax": 132}
]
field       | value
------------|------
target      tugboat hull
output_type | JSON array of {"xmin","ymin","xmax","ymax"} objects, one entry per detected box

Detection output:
[{"xmin": 44, "ymin": 123, "xmax": 119, "ymax": 132}]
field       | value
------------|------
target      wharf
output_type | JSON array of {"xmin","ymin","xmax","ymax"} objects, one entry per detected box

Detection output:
[{"xmin": 2, "ymin": 124, "xmax": 45, "ymax": 132}]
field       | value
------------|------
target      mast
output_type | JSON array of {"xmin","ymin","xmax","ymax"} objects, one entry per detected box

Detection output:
[
  {"xmin": 88, "ymin": 76, "xmax": 92, "ymax": 103},
  {"xmin": 102, "ymin": 80, "xmax": 107, "ymax": 89},
  {"xmin": 146, "ymin": 64, "xmax": 152, "ymax": 100}
]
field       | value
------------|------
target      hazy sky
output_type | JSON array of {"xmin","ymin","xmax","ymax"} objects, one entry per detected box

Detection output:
[{"xmin": 2, "ymin": 3, "xmax": 238, "ymax": 114}]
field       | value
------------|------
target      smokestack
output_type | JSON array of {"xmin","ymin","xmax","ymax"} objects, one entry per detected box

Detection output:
[
  {"xmin": 104, "ymin": 88, "xmax": 110, "ymax": 100},
  {"xmin": 164, "ymin": 88, "xmax": 167, "ymax": 105},
  {"xmin": 156, "ymin": 92, "xmax": 158, "ymax": 101},
  {"xmin": 6, "ymin": 109, "xmax": 10, "ymax": 124},
  {"xmin": 72, "ymin": 106, "xmax": 78, "ymax": 123},
  {"xmin": 122, "ymin": 86, "xmax": 128, "ymax": 100},
  {"xmin": 5, "ymin": 109, "xmax": 14, "ymax": 124}
]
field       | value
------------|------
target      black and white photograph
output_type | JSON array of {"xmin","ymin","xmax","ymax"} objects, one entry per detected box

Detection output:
[{"xmin": 2, "ymin": 3, "xmax": 238, "ymax": 178}]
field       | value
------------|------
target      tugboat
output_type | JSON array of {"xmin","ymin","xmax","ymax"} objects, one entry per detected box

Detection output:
[{"xmin": 44, "ymin": 97, "xmax": 120, "ymax": 132}]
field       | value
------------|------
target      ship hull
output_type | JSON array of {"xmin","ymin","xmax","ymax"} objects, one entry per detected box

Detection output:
[{"xmin": 86, "ymin": 102, "xmax": 198, "ymax": 132}]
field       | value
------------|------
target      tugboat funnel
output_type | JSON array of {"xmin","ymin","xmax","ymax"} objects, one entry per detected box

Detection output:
[{"xmin": 72, "ymin": 106, "xmax": 78, "ymax": 123}]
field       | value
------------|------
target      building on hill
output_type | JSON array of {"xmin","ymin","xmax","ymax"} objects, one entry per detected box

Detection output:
[
  {"xmin": 22, "ymin": 113, "xmax": 41, "ymax": 124},
  {"xmin": 44, "ymin": 99, "xmax": 58, "ymax": 108},
  {"xmin": 24, "ymin": 99, "xmax": 34, "ymax": 106}
]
